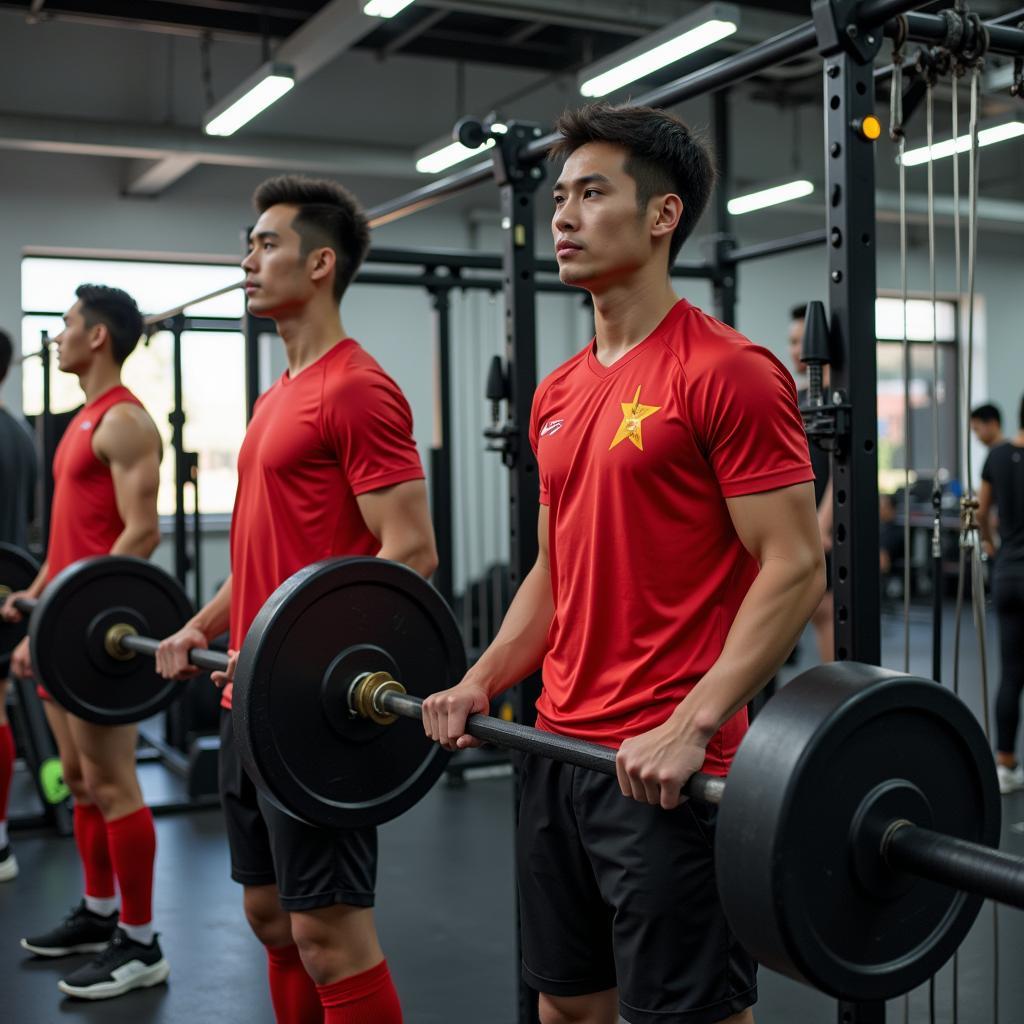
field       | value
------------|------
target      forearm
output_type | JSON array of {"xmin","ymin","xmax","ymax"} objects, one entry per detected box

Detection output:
[
  {"xmin": 378, "ymin": 534, "xmax": 438, "ymax": 579},
  {"xmin": 671, "ymin": 553, "xmax": 826, "ymax": 743},
  {"xmin": 26, "ymin": 562, "xmax": 50, "ymax": 598},
  {"xmin": 464, "ymin": 562, "xmax": 554, "ymax": 700},
  {"xmin": 978, "ymin": 514, "xmax": 995, "ymax": 550},
  {"xmin": 109, "ymin": 519, "xmax": 161, "ymax": 559},
  {"xmin": 188, "ymin": 576, "xmax": 232, "ymax": 641}
]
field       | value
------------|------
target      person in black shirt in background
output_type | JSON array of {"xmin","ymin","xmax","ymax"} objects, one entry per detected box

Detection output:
[
  {"xmin": 971, "ymin": 403, "xmax": 1006, "ymax": 451},
  {"xmin": 979, "ymin": 392, "xmax": 1024, "ymax": 794},
  {"xmin": 0, "ymin": 328, "xmax": 38, "ymax": 880}
]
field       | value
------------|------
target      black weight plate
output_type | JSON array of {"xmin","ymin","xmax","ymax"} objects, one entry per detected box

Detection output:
[
  {"xmin": 0, "ymin": 542, "xmax": 40, "ymax": 660},
  {"xmin": 716, "ymin": 662, "xmax": 1000, "ymax": 1001},
  {"xmin": 30, "ymin": 556, "xmax": 194, "ymax": 725},
  {"xmin": 233, "ymin": 557, "xmax": 466, "ymax": 829}
]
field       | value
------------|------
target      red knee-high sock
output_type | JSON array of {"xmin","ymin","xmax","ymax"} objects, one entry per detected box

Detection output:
[
  {"xmin": 105, "ymin": 806, "xmax": 155, "ymax": 925},
  {"xmin": 317, "ymin": 960, "xmax": 402, "ymax": 1024},
  {"xmin": 266, "ymin": 943, "xmax": 323, "ymax": 1024},
  {"xmin": 0, "ymin": 723, "xmax": 14, "ymax": 827},
  {"xmin": 73, "ymin": 803, "xmax": 115, "ymax": 899}
]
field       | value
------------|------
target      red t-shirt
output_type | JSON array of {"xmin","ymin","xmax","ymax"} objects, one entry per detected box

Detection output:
[
  {"xmin": 46, "ymin": 385, "xmax": 144, "ymax": 582},
  {"xmin": 224, "ymin": 338, "xmax": 424, "ymax": 708},
  {"xmin": 529, "ymin": 300, "xmax": 813, "ymax": 774}
]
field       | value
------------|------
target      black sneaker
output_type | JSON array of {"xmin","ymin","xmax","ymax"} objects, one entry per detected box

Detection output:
[
  {"xmin": 58, "ymin": 928, "xmax": 169, "ymax": 1000},
  {"xmin": 0, "ymin": 844, "xmax": 17, "ymax": 882},
  {"xmin": 21, "ymin": 901, "xmax": 119, "ymax": 957}
]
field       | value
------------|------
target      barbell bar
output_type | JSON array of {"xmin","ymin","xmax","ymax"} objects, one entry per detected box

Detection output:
[
  {"xmin": 13, "ymin": 597, "xmax": 230, "ymax": 674},
  {"xmin": 355, "ymin": 670, "xmax": 1024, "ymax": 911},
  {"xmin": 11, "ymin": 556, "xmax": 216, "ymax": 724}
]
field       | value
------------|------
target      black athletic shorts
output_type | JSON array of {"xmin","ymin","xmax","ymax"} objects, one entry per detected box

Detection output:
[
  {"xmin": 218, "ymin": 709, "xmax": 377, "ymax": 912},
  {"xmin": 517, "ymin": 753, "xmax": 757, "ymax": 1024}
]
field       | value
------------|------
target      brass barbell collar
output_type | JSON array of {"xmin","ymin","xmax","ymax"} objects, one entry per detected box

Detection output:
[{"xmin": 349, "ymin": 671, "xmax": 407, "ymax": 726}]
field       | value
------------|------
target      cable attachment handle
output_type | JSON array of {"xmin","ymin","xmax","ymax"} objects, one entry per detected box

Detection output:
[
  {"xmin": 889, "ymin": 24, "xmax": 907, "ymax": 142},
  {"xmin": 959, "ymin": 11, "xmax": 990, "ymax": 68},
  {"xmin": 959, "ymin": 495, "xmax": 981, "ymax": 550},
  {"xmin": 1011, "ymin": 24, "xmax": 1023, "ymax": 97}
]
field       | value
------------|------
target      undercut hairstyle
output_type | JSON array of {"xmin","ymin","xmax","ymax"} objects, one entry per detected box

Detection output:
[
  {"xmin": 790, "ymin": 303, "xmax": 808, "ymax": 321},
  {"xmin": 970, "ymin": 403, "xmax": 1002, "ymax": 427},
  {"xmin": 75, "ymin": 285, "xmax": 144, "ymax": 366},
  {"xmin": 0, "ymin": 329, "xmax": 11, "ymax": 385},
  {"xmin": 550, "ymin": 103, "xmax": 716, "ymax": 266},
  {"xmin": 253, "ymin": 175, "xmax": 371, "ymax": 302}
]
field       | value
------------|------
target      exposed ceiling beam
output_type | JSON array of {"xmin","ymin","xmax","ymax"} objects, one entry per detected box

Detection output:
[
  {"xmin": 0, "ymin": 111, "xmax": 417, "ymax": 181},
  {"xmin": 420, "ymin": 0, "xmax": 667, "ymax": 36},
  {"xmin": 122, "ymin": 0, "xmax": 379, "ymax": 194},
  {"xmin": 273, "ymin": 0, "xmax": 376, "ymax": 83},
  {"xmin": 507, "ymin": 21, "xmax": 543, "ymax": 45},
  {"xmin": 382, "ymin": 8, "xmax": 448, "ymax": 56},
  {"xmin": 124, "ymin": 155, "xmax": 203, "ymax": 196}
]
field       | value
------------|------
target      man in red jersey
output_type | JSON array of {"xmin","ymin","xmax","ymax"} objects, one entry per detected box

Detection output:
[
  {"xmin": 422, "ymin": 103, "xmax": 826, "ymax": 1024},
  {"xmin": 2, "ymin": 285, "xmax": 166, "ymax": 1000},
  {"xmin": 156, "ymin": 175, "xmax": 436, "ymax": 1024}
]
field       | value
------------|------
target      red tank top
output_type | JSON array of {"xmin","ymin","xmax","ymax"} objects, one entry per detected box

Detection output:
[{"xmin": 46, "ymin": 385, "xmax": 145, "ymax": 582}]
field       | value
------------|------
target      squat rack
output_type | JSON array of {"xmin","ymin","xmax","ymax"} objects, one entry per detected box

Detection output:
[{"xmin": 362, "ymin": 3, "xmax": 1024, "ymax": 1024}]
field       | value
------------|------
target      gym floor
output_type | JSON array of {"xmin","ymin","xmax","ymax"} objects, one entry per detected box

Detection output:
[{"xmin": 3, "ymin": 608, "xmax": 1022, "ymax": 1024}]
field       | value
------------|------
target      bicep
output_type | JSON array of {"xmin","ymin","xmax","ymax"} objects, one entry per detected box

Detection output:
[
  {"xmin": 537, "ymin": 505, "xmax": 549, "ymax": 570},
  {"xmin": 355, "ymin": 479, "xmax": 431, "ymax": 540},
  {"xmin": 110, "ymin": 454, "xmax": 160, "ymax": 521},
  {"xmin": 725, "ymin": 482, "xmax": 821, "ymax": 565},
  {"xmin": 99, "ymin": 415, "xmax": 161, "ymax": 520}
]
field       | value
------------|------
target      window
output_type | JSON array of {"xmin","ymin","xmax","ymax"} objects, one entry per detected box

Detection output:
[
  {"xmin": 21, "ymin": 256, "xmax": 244, "ymax": 515},
  {"xmin": 875, "ymin": 296, "xmax": 959, "ymax": 495}
]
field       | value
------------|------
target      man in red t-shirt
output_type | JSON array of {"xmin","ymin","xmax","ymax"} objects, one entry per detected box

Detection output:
[
  {"xmin": 423, "ymin": 104, "xmax": 825, "ymax": 1024},
  {"xmin": 156, "ymin": 175, "xmax": 435, "ymax": 1024},
  {"xmin": 2, "ymin": 285, "xmax": 166, "ymax": 1000}
]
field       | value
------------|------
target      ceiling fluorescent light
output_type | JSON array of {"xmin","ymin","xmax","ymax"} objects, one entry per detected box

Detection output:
[
  {"xmin": 364, "ymin": 0, "xmax": 416, "ymax": 16},
  {"xmin": 727, "ymin": 180, "xmax": 814, "ymax": 215},
  {"xmin": 204, "ymin": 62, "xmax": 295, "ymax": 137},
  {"xmin": 900, "ymin": 120, "xmax": 1024, "ymax": 166},
  {"xmin": 416, "ymin": 137, "xmax": 495, "ymax": 175},
  {"xmin": 579, "ymin": 2, "xmax": 738, "ymax": 98}
]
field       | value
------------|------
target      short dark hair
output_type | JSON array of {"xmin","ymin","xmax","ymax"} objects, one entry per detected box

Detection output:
[
  {"xmin": 253, "ymin": 175, "xmax": 370, "ymax": 302},
  {"xmin": 1019, "ymin": 394, "xmax": 1024, "ymax": 432},
  {"xmin": 970, "ymin": 403, "xmax": 1001, "ymax": 426},
  {"xmin": 550, "ymin": 103, "xmax": 716, "ymax": 266},
  {"xmin": 790, "ymin": 304, "xmax": 808, "ymax": 321},
  {"xmin": 0, "ymin": 329, "xmax": 11, "ymax": 385},
  {"xmin": 75, "ymin": 285, "xmax": 144, "ymax": 365}
]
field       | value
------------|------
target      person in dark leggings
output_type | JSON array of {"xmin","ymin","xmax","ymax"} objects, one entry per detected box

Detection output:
[{"xmin": 979, "ymin": 392, "xmax": 1024, "ymax": 794}]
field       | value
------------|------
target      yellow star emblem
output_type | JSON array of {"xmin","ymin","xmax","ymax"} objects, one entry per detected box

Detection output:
[{"xmin": 609, "ymin": 385, "xmax": 661, "ymax": 451}]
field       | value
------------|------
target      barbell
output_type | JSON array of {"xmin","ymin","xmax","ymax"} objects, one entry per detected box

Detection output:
[{"xmin": 3, "ymin": 548, "xmax": 1023, "ymax": 1002}]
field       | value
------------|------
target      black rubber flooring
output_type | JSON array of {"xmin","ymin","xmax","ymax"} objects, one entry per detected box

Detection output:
[{"xmin": 2, "ymin": 605, "xmax": 1022, "ymax": 1024}]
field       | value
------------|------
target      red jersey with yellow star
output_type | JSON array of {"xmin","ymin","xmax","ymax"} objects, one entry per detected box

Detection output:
[{"xmin": 529, "ymin": 299, "xmax": 813, "ymax": 773}]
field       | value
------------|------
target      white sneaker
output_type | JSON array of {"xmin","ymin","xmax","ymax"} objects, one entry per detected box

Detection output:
[
  {"xmin": 996, "ymin": 763, "xmax": 1024, "ymax": 795},
  {"xmin": 0, "ymin": 844, "xmax": 18, "ymax": 881}
]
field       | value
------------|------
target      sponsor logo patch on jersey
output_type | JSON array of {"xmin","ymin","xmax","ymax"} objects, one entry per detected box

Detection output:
[
  {"xmin": 80, "ymin": 421, "xmax": 92, "ymax": 430},
  {"xmin": 540, "ymin": 419, "xmax": 565, "ymax": 437}
]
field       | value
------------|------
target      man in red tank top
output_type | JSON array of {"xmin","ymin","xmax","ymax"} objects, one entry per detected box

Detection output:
[
  {"xmin": 2, "ymin": 285, "xmax": 166, "ymax": 1000},
  {"xmin": 155, "ymin": 176, "xmax": 436, "ymax": 1024},
  {"xmin": 423, "ymin": 104, "xmax": 826, "ymax": 1024}
]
